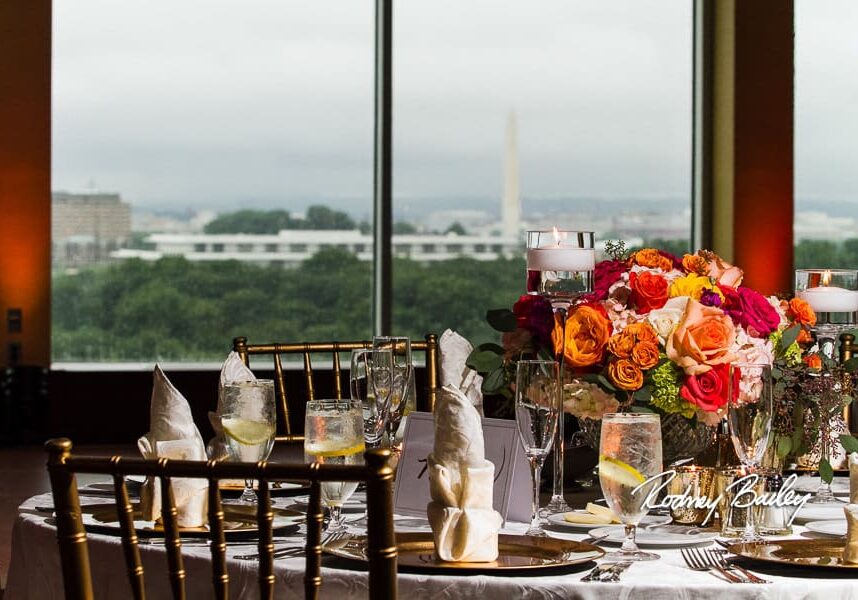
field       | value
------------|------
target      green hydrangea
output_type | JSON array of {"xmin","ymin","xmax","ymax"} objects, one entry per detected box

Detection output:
[
  {"xmin": 649, "ymin": 360, "xmax": 696, "ymax": 419},
  {"xmin": 770, "ymin": 330, "xmax": 802, "ymax": 367}
]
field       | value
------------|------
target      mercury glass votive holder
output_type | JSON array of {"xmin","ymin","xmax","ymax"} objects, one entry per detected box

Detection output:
[{"xmin": 667, "ymin": 466, "xmax": 715, "ymax": 526}]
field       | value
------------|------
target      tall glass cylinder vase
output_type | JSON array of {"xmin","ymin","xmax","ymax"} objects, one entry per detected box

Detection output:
[
  {"xmin": 526, "ymin": 229, "xmax": 595, "ymax": 515},
  {"xmin": 795, "ymin": 269, "xmax": 858, "ymax": 360}
]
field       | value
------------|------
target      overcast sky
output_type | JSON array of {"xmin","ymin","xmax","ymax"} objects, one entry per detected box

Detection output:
[{"xmin": 52, "ymin": 1, "xmax": 857, "ymax": 216}]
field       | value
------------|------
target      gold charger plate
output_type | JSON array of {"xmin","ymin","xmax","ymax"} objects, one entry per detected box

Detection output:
[
  {"xmin": 325, "ymin": 532, "xmax": 605, "ymax": 573},
  {"xmin": 80, "ymin": 502, "xmax": 303, "ymax": 538},
  {"xmin": 729, "ymin": 539, "xmax": 858, "ymax": 571}
]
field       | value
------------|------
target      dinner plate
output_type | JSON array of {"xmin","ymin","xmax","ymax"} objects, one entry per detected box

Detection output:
[
  {"xmin": 728, "ymin": 539, "xmax": 858, "ymax": 570},
  {"xmin": 794, "ymin": 503, "xmax": 846, "ymax": 524},
  {"xmin": 588, "ymin": 524, "xmax": 717, "ymax": 548},
  {"xmin": 792, "ymin": 476, "xmax": 850, "ymax": 496},
  {"xmin": 324, "ymin": 531, "xmax": 604, "ymax": 573},
  {"xmin": 80, "ymin": 502, "xmax": 303, "ymax": 538},
  {"xmin": 805, "ymin": 520, "xmax": 847, "ymax": 537},
  {"xmin": 546, "ymin": 511, "xmax": 671, "ymax": 532}
]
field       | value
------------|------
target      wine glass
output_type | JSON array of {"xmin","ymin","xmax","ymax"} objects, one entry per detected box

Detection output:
[
  {"xmin": 220, "ymin": 379, "xmax": 276, "ymax": 504},
  {"xmin": 526, "ymin": 229, "xmax": 595, "ymax": 515},
  {"xmin": 599, "ymin": 413, "xmax": 663, "ymax": 561},
  {"xmin": 350, "ymin": 348, "xmax": 392, "ymax": 448},
  {"xmin": 372, "ymin": 336, "xmax": 412, "ymax": 446},
  {"xmin": 514, "ymin": 359, "xmax": 560, "ymax": 537},
  {"xmin": 304, "ymin": 399, "xmax": 365, "ymax": 533},
  {"xmin": 727, "ymin": 362, "xmax": 774, "ymax": 542}
]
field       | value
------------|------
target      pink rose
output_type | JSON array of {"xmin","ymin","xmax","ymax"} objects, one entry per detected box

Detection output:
[
  {"xmin": 594, "ymin": 259, "xmax": 628, "ymax": 300},
  {"xmin": 512, "ymin": 294, "xmax": 554, "ymax": 346},
  {"xmin": 666, "ymin": 298, "xmax": 737, "ymax": 375},
  {"xmin": 708, "ymin": 255, "xmax": 743, "ymax": 287},
  {"xmin": 680, "ymin": 363, "xmax": 737, "ymax": 413},
  {"xmin": 721, "ymin": 286, "xmax": 781, "ymax": 338}
]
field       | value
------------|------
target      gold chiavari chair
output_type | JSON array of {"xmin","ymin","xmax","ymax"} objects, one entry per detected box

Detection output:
[
  {"xmin": 45, "ymin": 438, "xmax": 397, "ymax": 600},
  {"xmin": 232, "ymin": 334, "xmax": 439, "ymax": 442}
]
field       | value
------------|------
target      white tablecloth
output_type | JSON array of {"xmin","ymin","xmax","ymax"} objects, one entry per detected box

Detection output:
[{"xmin": 6, "ymin": 490, "xmax": 858, "ymax": 600}]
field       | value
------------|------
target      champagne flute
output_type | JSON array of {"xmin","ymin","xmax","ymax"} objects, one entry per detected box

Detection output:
[
  {"xmin": 220, "ymin": 379, "xmax": 276, "ymax": 504},
  {"xmin": 727, "ymin": 362, "xmax": 774, "ymax": 542},
  {"xmin": 515, "ymin": 359, "xmax": 559, "ymax": 537},
  {"xmin": 599, "ymin": 413, "xmax": 662, "ymax": 561},
  {"xmin": 304, "ymin": 399, "xmax": 365, "ymax": 533},
  {"xmin": 372, "ymin": 336, "xmax": 412, "ymax": 446}
]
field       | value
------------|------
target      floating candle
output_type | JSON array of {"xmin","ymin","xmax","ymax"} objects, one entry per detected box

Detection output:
[
  {"xmin": 526, "ymin": 247, "xmax": 595, "ymax": 272},
  {"xmin": 797, "ymin": 286, "xmax": 858, "ymax": 314}
]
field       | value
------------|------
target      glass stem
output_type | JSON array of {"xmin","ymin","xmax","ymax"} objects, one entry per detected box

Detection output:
[
  {"xmin": 620, "ymin": 523, "xmax": 638, "ymax": 553},
  {"xmin": 741, "ymin": 466, "xmax": 758, "ymax": 540},
  {"xmin": 240, "ymin": 479, "xmax": 257, "ymax": 504},
  {"xmin": 328, "ymin": 505, "xmax": 344, "ymax": 531},
  {"xmin": 530, "ymin": 457, "xmax": 543, "ymax": 530},
  {"xmin": 552, "ymin": 306, "xmax": 566, "ymax": 502},
  {"xmin": 819, "ymin": 420, "xmax": 832, "ymax": 495}
]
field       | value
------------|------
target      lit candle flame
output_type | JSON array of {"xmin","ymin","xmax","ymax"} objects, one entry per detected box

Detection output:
[
  {"xmin": 822, "ymin": 269, "xmax": 832, "ymax": 286},
  {"xmin": 551, "ymin": 226, "xmax": 564, "ymax": 246}
]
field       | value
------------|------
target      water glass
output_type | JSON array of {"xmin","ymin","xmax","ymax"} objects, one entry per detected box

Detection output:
[
  {"xmin": 727, "ymin": 362, "xmax": 773, "ymax": 542},
  {"xmin": 350, "ymin": 348, "xmax": 391, "ymax": 448},
  {"xmin": 304, "ymin": 399, "xmax": 365, "ymax": 533},
  {"xmin": 220, "ymin": 379, "xmax": 276, "ymax": 504},
  {"xmin": 599, "ymin": 413, "xmax": 663, "ymax": 561},
  {"xmin": 514, "ymin": 359, "xmax": 559, "ymax": 536}
]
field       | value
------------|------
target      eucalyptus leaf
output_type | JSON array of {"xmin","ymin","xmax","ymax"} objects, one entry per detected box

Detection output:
[
  {"xmin": 596, "ymin": 374, "xmax": 618, "ymax": 392},
  {"xmin": 476, "ymin": 342, "xmax": 505, "ymax": 354},
  {"xmin": 486, "ymin": 309, "xmax": 518, "ymax": 332},
  {"xmin": 780, "ymin": 325, "xmax": 800, "ymax": 350},
  {"xmin": 481, "ymin": 368, "xmax": 507, "ymax": 394},
  {"xmin": 466, "ymin": 350, "xmax": 503, "ymax": 373},
  {"xmin": 776, "ymin": 435, "xmax": 793, "ymax": 458},
  {"xmin": 840, "ymin": 434, "xmax": 858, "ymax": 455},
  {"xmin": 819, "ymin": 458, "xmax": 834, "ymax": 484}
]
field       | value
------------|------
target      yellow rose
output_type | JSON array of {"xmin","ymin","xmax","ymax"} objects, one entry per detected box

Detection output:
[{"xmin": 669, "ymin": 273, "xmax": 719, "ymax": 301}]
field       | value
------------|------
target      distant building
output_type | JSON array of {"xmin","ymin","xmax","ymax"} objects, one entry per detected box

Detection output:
[
  {"xmin": 111, "ymin": 229, "xmax": 522, "ymax": 266},
  {"xmin": 52, "ymin": 192, "xmax": 132, "ymax": 267}
]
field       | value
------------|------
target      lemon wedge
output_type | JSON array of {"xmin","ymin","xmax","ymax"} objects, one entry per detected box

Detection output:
[
  {"xmin": 599, "ymin": 455, "xmax": 646, "ymax": 488},
  {"xmin": 305, "ymin": 440, "xmax": 366, "ymax": 458},
  {"xmin": 563, "ymin": 511, "xmax": 612, "ymax": 525},
  {"xmin": 585, "ymin": 502, "xmax": 620, "ymax": 524},
  {"xmin": 221, "ymin": 418, "xmax": 274, "ymax": 445}
]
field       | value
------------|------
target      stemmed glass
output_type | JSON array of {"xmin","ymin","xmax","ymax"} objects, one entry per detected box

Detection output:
[
  {"xmin": 526, "ymin": 229, "xmax": 595, "ymax": 515},
  {"xmin": 304, "ymin": 399, "xmax": 365, "ymax": 533},
  {"xmin": 514, "ymin": 359, "xmax": 560, "ymax": 537},
  {"xmin": 727, "ymin": 362, "xmax": 774, "ymax": 542},
  {"xmin": 372, "ymin": 336, "xmax": 413, "ymax": 447},
  {"xmin": 598, "ymin": 413, "xmax": 663, "ymax": 561},
  {"xmin": 350, "ymin": 348, "xmax": 393, "ymax": 448},
  {"xmin": 220, "ymin": 379, "xmax": 276, "ymax": 504}
]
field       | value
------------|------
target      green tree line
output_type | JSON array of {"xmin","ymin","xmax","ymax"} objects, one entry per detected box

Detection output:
[{"xmin": 203, "ymin": 206, "xmax": 356, "ymax": 234}]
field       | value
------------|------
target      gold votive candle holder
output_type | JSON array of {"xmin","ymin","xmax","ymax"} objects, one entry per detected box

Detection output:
[
  {"xmin": 667, "ymin": 465, "xmax": 716, "ymax": 525},
  {"xmin": 715, "ymin": 465, "xmax": 763, "ymax": 537}
]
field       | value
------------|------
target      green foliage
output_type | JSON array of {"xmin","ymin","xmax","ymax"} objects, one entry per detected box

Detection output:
[
  {"xmin": 393, "ymin": 221, "xmax": 417, "ymax": 234},
  {"xmin": 444, "ymin": 222, "xmax": 468, "ymax": 235},
  {"xmin": 203, "ymin": 206, "xmax": 355, "ymax": 234},
  {"xmin": 628, "ymin": 238, "xmax": 690, "ymax": 257},
  {"xmin": 794, "ymin": 239, "xmax": 858, "ymax": 269},
  {"xmin": 52, "ymin": 252, "xmax": 525, "ymax": 362}
]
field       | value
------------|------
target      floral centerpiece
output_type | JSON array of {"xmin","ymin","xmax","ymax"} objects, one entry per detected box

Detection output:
[{"xmin": 468, "ymin": 243, "xmax": 853, "ymax": 465}]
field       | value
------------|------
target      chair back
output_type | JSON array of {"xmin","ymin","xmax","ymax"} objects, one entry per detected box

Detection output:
[
  {"xmin": 45, "ymin": 438, "xmax": 397, "ymax": 600},
  {"xmin": 232, "ymin": 335, "xmax": 439, "ymax": 441}
]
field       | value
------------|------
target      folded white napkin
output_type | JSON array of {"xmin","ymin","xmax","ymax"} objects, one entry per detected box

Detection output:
[
  {"xmin": 439, "ymin": 329, "xmax": 484, "ymax": 417},
  {"xmin": 138, "ymin": 365, "xmax": 208, "ymax": 528},
  {"xmin": 208, "ymin": 351, "xmax": 256, "ymax": 437},
  {"xmin": 427, "ymin": 385, "xmax": 502, "ymax": 562},
  {"xmin": 844, "ymin": 504, "xmax": 858, "ymax": 563},
  {"xmin": 850, "ymin": 453, "xmax": 858, "ymax": 504}
]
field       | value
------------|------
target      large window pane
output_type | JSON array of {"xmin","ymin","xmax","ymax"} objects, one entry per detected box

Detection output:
[
  {"xmin": 392, "ymin": 1, "xmax": 693, "ymax": 344},
  {"xmin": 52, "ymin": 2, "xmax": 373, "ymax": 363},
  {"xmin": 795, "ymin": 0, "xmax": 858, "ymax": 268}
]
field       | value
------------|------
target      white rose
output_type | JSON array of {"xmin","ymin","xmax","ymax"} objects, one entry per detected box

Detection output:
[{"xmin": 647, "ymin": 305, "xmax": 684, "ymax": 345}]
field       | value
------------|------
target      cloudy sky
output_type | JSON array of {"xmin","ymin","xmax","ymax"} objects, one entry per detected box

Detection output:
[{"xmin": 52, "ymin": 1, "xmax": 857, "ymax": 218}]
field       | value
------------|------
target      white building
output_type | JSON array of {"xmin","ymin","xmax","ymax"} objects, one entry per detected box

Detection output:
[{"xmin": 112, "ymin": 229, "xmax": 522, "ymax": 266}]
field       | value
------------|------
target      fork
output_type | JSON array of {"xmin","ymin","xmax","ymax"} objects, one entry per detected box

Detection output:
[
  {"xmin": 708, "ymin": 549, "xmax": 770, "ymax": 584},
  {"xmin": 680, "ymin": 547, "xmax": 743, "ymax": 583}
]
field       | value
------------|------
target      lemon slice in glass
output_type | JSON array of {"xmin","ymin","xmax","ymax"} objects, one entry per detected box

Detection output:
[
  {"xmin": 305, "ymin": 440, "xmax": 366, "ymax": 458},
  {"xmin": 599, "ymin": 455, "xmax": 646, "ymax": 488},
  {"xmin": 221, "ymin": 417, "xmax": 274, "ymax": 445}
]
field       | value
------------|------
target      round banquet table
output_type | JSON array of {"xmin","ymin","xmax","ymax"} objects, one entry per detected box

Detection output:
[{"xmin": 6, "ymin": 490, "xmax": 858, "ymax": 600}]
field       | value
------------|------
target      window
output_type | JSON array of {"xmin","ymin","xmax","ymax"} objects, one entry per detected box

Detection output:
[
  {"xmin": 51, "ymin": 2, "xmax": 373, "ymax": 363},
  {"xmin": 794, "ymin": 0, "xmax": 858, "ymax": 268},
  {"xmin": 392, "ymin": 1, "xmax": 693, "ymax": 346}
]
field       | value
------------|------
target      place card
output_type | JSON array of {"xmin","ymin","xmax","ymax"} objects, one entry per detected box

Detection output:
[{"xmin": 394, "ymin": 411, "xmax": 531, "ymax": 523}]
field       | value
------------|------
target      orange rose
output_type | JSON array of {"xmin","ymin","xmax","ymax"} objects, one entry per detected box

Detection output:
[
  {"xmin": 666, "ymin": 298, "xmax": 737, "ymax": 375},
  {"xmin": 630, "ymin": 271, "xmax": 669, "ymax": 314},
  {"xmin": 630, "ymin": 248, "xmax": 673, "ymax": 272},
  {"xmin": 607, "ymin": 331, "xmax": 635, "ymax": 358},
  {"xmin": 553, "ymin": 304, "xmax": 612, "ymax": 368},
  {"xmin": 797, "ymin": 328, "xmax": 813, "ymax": 345},
  {"xmin": 681, "ymin": 253, "xmax": 709, "ymax": 276},
  {"xmin": 608, "ymin": 358, "xmax": 644, "ymax": 391},
  {"xmin": 787, "ymin": 297, "xmax": 817, "ymax": 327},
  {"xmin": 623, "ymin": 322, "xmax": 659, "ymax": 345},
  {"xmin": 631, "ymin": 341, "xmax": 660, "ymax": 370},
  {"xmin": 803, "ymin": 353, "xmax": 822, "ymax": 370}
]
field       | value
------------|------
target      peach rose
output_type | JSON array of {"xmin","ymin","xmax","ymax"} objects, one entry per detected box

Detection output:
[
  {"xmin": 630, "ymin": 248, "xmax": 673, "ymax": 272},
  {"xmin": 702, "ymin": 252, "xmax": 743, "ymax": 287},
  {"xmin": 666, "ymin": 298, "xmax": 737, "ymax": 375},
  {"xmin": 607, "ymin": 331, "xmax": 634, "ymax": 358},
  {"xmin": 608, "ymin": 358, "xmax": 644, "ymax": 391},
  {"xmin": 553, "ymin": 304, "xmax": 612, "ymax": 368},
  {"xmin": 631, "ymin": 341, "xmax": 660, "ymax": 370},
  {"xmin": 681, "ymin": 253, "xmax": 709, "ymax": 276}
]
